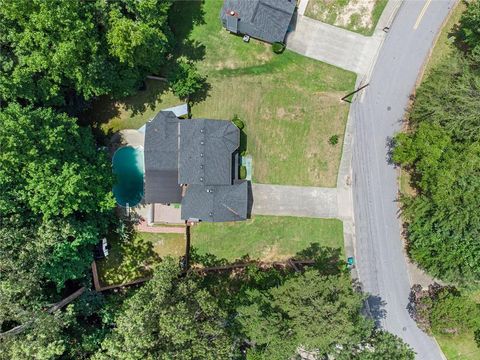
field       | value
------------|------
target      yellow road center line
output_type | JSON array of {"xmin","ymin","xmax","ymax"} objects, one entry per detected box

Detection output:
[{"xmin": 414, "ymin": 0, "xmax": 432, "ymax": 30}]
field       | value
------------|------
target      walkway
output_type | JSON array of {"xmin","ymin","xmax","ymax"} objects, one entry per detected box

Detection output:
[
  {"xmin": 136, "ymin": 220, "xmax": 185, "ymax": 234},
  {"xmin": 287, "ymin": 0, "xmax": 402, "ymax": 76},
  {"xmin": 251, "ymin": 184, "xmax": 338, "ymax": 218}
]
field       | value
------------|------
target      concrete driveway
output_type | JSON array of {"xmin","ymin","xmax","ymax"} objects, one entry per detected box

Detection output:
[
  {"xmin": 287, "ymin": 16, "xmax": 379, "ymax": 74},
  {"xmin": 251, "ymin": 184, "xmax": 338, "ymax": 218},
  {"xmin": 286, "ymin": 0, "xmax": 401, "ymax": 75}
]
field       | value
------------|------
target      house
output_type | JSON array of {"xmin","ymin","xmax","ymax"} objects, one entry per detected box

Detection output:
[
  {"xmin": 144, "ymin": 111, "xmax": 248, "ymax": 223},
  {"xmin": 220, "ymin": 0, "xmax": 296, "ymax": 44}
]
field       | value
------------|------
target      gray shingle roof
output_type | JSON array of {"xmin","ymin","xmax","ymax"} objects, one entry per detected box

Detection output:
[
  {"xmin": 221, "ymin": 0, "xmax": 296, "ymax": 43},
  {"xmin": 179, "ymin": 119, "xmax": 239, "ymax": 186},
  {"xmin": 144, "ymin": 111, "xmax": 182, "ymax": 203},
  {"xmin": 181, "ymin": 181, "xmax": 248, "ymax": 222}
]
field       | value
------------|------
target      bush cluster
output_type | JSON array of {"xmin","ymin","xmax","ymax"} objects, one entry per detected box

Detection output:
[{"xmin": 272, "ymin": 42, "xmax": 286, "ymax": 54}]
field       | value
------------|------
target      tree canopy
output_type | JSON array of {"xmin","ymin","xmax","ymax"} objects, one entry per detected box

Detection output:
[
  {"xmin": 94, "ymin": 259, "xmax": 237, "ymax": 360},
  {"xmin": 393, "ymin": 1, "xmax": 480, "ymax": 282},
  {"xmin": 92, "ymin": 256, "xmax": 414, "ymax": 360},
  {"xmin": 0, "ymin": 103, "xmax": 115, "ymax": 288},
  {"xmin": 0, "ymin": 0, "xmax": 173, "ymax": 106}
]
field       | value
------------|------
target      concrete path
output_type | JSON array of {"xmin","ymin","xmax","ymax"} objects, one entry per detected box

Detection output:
[
  {"xmin": 251, "ymin": 184, "xmax": 338, "ymax": 218},
  {"xmin": 136, "ymin": 220, "xmax": 185, "ymax": 234},
  {"xmin": 286, "ymin": 0, "xmax": 402, "ymax": 76},
  {"xmin": 351, "ymin": 1, "xmax": 455, "ymax": 358}
]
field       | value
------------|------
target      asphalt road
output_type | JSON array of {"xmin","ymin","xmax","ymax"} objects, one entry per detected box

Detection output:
[{"xmin": 352, "ymin": 1, "xmax": 456, "ymax": 359}]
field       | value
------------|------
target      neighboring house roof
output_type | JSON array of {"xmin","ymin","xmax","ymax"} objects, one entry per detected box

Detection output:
[
  {"xmin": 181, "ymin": 181, "xmax": 248, "ymax": 222},
  {"xmin": 179, "ymin": 119, "xmax": 239, "ymax": 185},
  {"xmin": 144, "ymin": 111, "xmax": 182, "ymax": 203},
  {"xmin": 220, "ymin": 0, "xmax": 296, "ymax": 43}
]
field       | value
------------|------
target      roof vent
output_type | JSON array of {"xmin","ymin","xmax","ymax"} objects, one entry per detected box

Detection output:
[
  {"xmin": 200, "ymin": 153, "xmax": 204, "ymax": 157},
  {"xmin": 200, "ymin": 164, "xmax": 204, "ymax": 169},
  {"xmin": 229, "ymin": 10, "xmax": 235, "ymax": 16},
  {"xmin": 200, "ymin": 177, "xmax": 204, "ymax": 182},
  {"xmin": 209, "ymin": 212, "xmax": 214, "ymax": 217},
  {"xmin": 200, "ymin": 128, "xmax": 205, "ymax": 133},
  {"xmin": 200, "ymin": 141, "xmax": 205, "ymax": 145}
]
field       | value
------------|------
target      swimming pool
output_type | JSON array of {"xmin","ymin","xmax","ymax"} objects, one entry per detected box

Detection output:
[{"xmin": 112, "ymin": 146, "xmax": 144, "ymax": 207}]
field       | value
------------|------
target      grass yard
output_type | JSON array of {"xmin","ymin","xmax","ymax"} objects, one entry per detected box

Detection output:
[
  {"xmin": 95, "ymin": 0, "xmax": 356, "ymax": 187},
  {"xmin": 305, "ymin": 0, "xmax": 388, "ymax": 36},
  {"xmin": 435, "ymin": 287, "xmax": 480, "ymax": 360},
  {"xmin": 191, "ymin": 216, "xmax": 344, "ymax": 262},
  {"xmin": 436, "ymin": 333, "xmax": 479, "ymax": 360},
  {"xmin": 96, "ymin": 232, "xmax": 184, "ymax": 286}
]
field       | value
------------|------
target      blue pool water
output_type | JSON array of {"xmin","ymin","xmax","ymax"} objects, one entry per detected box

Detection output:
[{"xmin": 112, "ymin": 146, "xmax": 144, "ymax": 207}]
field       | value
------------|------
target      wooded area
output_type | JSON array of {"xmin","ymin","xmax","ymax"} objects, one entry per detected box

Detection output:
[{"xmin": 393, "ymin": 1, "xmax": 480, "ymax": 283}]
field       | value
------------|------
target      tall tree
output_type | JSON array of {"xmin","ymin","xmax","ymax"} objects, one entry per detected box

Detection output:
[
  {"xmin": 236, "ymin": 269, "xmax": 392, "ymax": 359},
  {"xmin": 94, "ymin": 259, "xmax": 237, "ymax": 360},
  {"xmin": 0, "ymin": 103, "xmax": 115, "ymax": 287},
  {"xmin": 0, "ymin": 0, "xmax": 173, "ymax": 106}
]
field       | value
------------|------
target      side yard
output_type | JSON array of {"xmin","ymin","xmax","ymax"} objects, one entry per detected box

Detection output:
[
  {"xmin": 191, "ymin": 216, "xmax": 344, "ymax": 262},
  {"xmin": 96, "ymin": 231, "xmax": 184, "ymax": 287},
  {"xmin": 93, "ymin": 0, "xmax": 356, "ymax": 187},
  {"xmin": 305, "ymin": 0, "xmax": 388, "ymax": 36},
  {"xmin": 95, "ymin": 216, "xmax": 344, "ymax": 287}
]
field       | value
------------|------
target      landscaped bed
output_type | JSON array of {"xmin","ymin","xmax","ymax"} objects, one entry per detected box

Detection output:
[
  {"xmin": 191, "ymin": 216, "xmax": 344, "ymax": 262},
  {"xmin": 93, "ymin": 1, "xmax": 356, "ymax": 187},
  {"xmin": 96, "ymin": 232, "xmax": 184, "ymax": 287},
  {"xmin": 305, "ymin": 0, "xmax": 388, "ymax": 36}
]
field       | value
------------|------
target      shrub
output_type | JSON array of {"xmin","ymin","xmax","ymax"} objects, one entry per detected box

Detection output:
[
  {"xmin": 232, "ymin": 114, "xmax": 244, "ymax": 130},
  {"xmin": 329, "ymin": 135, "xmax": 339, "ymax": 145},
  {"xmin": 272, "ymin": 42, "xmax": 285, "ymax": 54},
  {"xmin": 239, "ymin": 166, "xmax": 247, "ymax": 180}
]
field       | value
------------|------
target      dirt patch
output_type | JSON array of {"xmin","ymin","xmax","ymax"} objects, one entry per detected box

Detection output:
[
  {"xmin": 306, "ymin": 0, "xmax": 382, "ymax": 34},
  {"xmin": 336, "ymin": 0, "xmax": 375, "ymax": 30},
  {"xmin": 261, "ymin": 244, "xmax": 289, "ymax": 262}
]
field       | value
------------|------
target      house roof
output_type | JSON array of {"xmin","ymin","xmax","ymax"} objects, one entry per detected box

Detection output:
[
  {"xmin": 178, "ymin": 119, "xmax": 239, "ymax": 185},
  {"xmin": 221, "ymin": 0, "xmax": 296, "ymax": 43},
  {"xmin": 144, "ymin": 111, "xmax": 182, "ymax": 203},
  {"xmin": 181, "ymin": 181, "xmax": 248, "ymax": 222}
]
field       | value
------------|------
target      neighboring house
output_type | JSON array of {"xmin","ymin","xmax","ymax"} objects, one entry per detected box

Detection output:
[
  {"xmin": 220, "ymin": 0, "xmax": 296, "ymax": 44},
  {"xmin": 144, "ymin": 111, "xmax": 248, "ymax": 223}
]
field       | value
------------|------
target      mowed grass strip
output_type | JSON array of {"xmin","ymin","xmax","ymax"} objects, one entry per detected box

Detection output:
[
  {"xmin": 190, "ymin": 216, "xmax": 344, "ymax": 262},
  {"xmin": 98, "ymin": 0, "xmax": 356, "ymax": 187}
]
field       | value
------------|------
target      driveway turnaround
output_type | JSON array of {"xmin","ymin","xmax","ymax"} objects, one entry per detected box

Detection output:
[
  {"xmin": 352, "ymin": 1, "xmax": 455, "ymax": 359},
  {"xmin": 251, "ymin": 184, "xmax": 338, "ymax": 218}
]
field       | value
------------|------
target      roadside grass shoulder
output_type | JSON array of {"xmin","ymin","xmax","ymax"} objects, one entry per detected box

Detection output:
[{"xmin": 422, "ymin": 1, "xmax": 466, "ymax": 79}]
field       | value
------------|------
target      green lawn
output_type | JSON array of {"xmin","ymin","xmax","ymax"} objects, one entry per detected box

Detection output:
[
  {"xmin": 306, "ymin": 0, "xmax": 388, "ymax": 36},
  {"xmin": 191, "ymin": 216, "xmax": 344, "ymax": 262},
  {"xmin": 96, "ymin": 232, "xmax": 184, "ymax": 286},
  {"xmin": 435, "ymin": 287, "xmax": 480, "ymax": 360},
  {"xmin": 96, "ymin": 0, "xmax": 356, "ymax": 187},
  {"xmin": 436, "ymin": 333, "xmax": 479, "ymax": 360}
]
